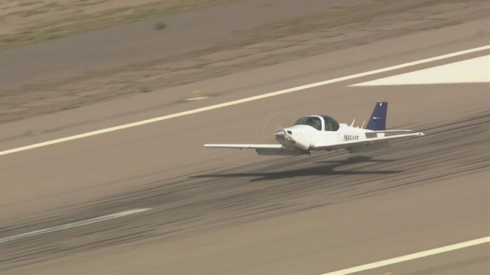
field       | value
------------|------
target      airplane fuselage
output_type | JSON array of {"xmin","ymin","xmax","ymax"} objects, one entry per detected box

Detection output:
[{"xmin": 275, "ymin": 123, "xmax": 374, "ymax": 152}]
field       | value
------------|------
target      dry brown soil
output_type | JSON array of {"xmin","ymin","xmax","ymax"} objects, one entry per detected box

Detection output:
[{"xmin": 0, "ymin": 0, "xmax": 488, "ymax": 124}]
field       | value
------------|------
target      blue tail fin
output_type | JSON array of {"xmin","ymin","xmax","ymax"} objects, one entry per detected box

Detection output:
[{"xmin": 366, "ymin": 102, "xmax": 388, "ymax": 130}]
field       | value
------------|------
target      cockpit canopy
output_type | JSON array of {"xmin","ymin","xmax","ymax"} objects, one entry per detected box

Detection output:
[{"xmin": 294, "ymin": 115, "xmax": 340, "ymax": 131}]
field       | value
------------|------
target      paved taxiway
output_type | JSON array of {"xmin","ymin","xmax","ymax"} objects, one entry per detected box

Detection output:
[{"xmin": 1, "ymin": 16, "xmax": 489, "ymax": 275}]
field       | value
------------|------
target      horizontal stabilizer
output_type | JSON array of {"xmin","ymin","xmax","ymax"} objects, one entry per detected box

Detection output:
[{"xmin": 372, "ymin": 129, "xmax": 412, "ymax": 133}]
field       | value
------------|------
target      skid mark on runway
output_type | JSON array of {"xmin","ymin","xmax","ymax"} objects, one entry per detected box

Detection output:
[
  {"xmin": 0, "ymin": 208, "xmax": 151, "ymax": 245},
  {"xmin": 1, "ymin": 112, "xmax": 489, "ymax": 270}
]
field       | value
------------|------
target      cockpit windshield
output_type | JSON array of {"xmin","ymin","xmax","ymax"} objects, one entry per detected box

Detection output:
[
  {"xmin": 322, "ymin": 116, "xmax": 340, "ymax": 131},
  {"xmin": 294, "ymin": 116, "xmax": 322, "ymax": 130}
]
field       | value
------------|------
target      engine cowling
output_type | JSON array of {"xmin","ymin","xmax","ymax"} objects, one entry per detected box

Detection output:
[
  {"xmin": 275, "ymin": 129, "xmax": 310, "ymax": 151},
  {"xmin": 288, "ymin": 134, "xmax": 310, "ymax": 151}
]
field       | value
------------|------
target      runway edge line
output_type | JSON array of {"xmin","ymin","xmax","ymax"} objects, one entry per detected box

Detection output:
[{"xmin": 324, "ymin": 236, "xmax": 490, "ymax": 275}]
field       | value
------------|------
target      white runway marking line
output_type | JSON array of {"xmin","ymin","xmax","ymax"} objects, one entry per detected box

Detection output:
[
  {"xmin": 325, "ymin": 236, "xmax": 490, "ymax": 275},
  {"xmin": 185, "ymin": 96, "xmax": 209, "ymax": 101},
  {"xmin": 0, "ymin": 45, "xmax": 489, "ymax": 157},
  {"xmin": 352, "ymin": 54, "xmax": 490, "ymax": 86},
  {"xmin": 0, "ymin": 208, "xmax": 151, "ymax": 244}
]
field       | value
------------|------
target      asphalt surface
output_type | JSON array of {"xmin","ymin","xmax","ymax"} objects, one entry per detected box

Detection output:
[{"xmin": 0, "ymin": 4, "xmax": 489, "ymax": 275}]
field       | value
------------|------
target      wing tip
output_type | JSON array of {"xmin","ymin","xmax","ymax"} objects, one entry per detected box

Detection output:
[{"xmin": 204, "ymin": 144, "xmax": 222, "ymax": 148}]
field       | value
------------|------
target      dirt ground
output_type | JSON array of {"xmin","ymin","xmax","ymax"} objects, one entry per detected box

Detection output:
[
  {"xmin": 0, "ymin": 0, "xmax": 489, "ymax": 124},
  {"xmin": 0, "ymin": 0, "xmax": 232, "ymax": 50}
]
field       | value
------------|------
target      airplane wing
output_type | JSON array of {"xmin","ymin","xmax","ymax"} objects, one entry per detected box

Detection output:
[
  {"xmin": 371, "ymin": 130, "xmax": 413, "ymax": 133},
  {"xmin": 204, "ymin": 144, "xmax": 283, "ymax": 149},
  {"xmin": 312, "ymin": 132, "xmax": 425, "ymax": 151},
  {"xmin": 204, "ymin": 144, "xmax": 307, "ymax": 156}
]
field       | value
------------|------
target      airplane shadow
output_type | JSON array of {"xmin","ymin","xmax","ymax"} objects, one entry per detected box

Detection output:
[
  {"xmin": 315, "ymin": 155, "xmax": 397, "ymax": 164},
  {"xmin": 192, "ymin": 156, "xmax": 402, "ymax": 182}
]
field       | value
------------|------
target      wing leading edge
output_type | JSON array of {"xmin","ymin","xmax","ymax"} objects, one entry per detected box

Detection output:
[
  {"xmin": 204, "ymin": 144, "xmax": 283, "ymax": 149},
  {"xmin": 204, "ymin": 144, "xmax": 307, "ymax": 156}
]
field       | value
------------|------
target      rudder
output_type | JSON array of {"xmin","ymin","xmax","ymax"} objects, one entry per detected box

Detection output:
[{"xmin": 366, "ymin": 102, "xmax": 388, "ymax": 130}]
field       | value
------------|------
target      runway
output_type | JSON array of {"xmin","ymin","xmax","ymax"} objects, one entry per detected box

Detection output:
[{"xmin": 0, "ymin": 2, "xmax": 489, "ymax": 274}]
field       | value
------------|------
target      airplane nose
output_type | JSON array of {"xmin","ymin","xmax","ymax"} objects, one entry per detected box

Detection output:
[
  {"xmin": 275, "ymin": 130, "xmax": 286, "ymax": 140},
  {"xmin": 275, "ymin": 128, "xmax": 309, "ymax": 151}
]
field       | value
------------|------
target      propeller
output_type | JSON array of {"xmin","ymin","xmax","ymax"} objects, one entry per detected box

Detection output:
[{"xmin": 261, "ymin": 112, "xmax": 293, "ymax": 142}]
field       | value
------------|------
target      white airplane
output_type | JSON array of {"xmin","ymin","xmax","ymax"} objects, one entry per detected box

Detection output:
[{"xmin": 205, "ymin": 102, "xmax": 425, "ymax": 156}]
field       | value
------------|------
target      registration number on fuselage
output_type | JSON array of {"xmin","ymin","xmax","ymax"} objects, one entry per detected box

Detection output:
[{"xmin": 344, "ymin": 135, "xmax": 360, "ymax": 141}]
